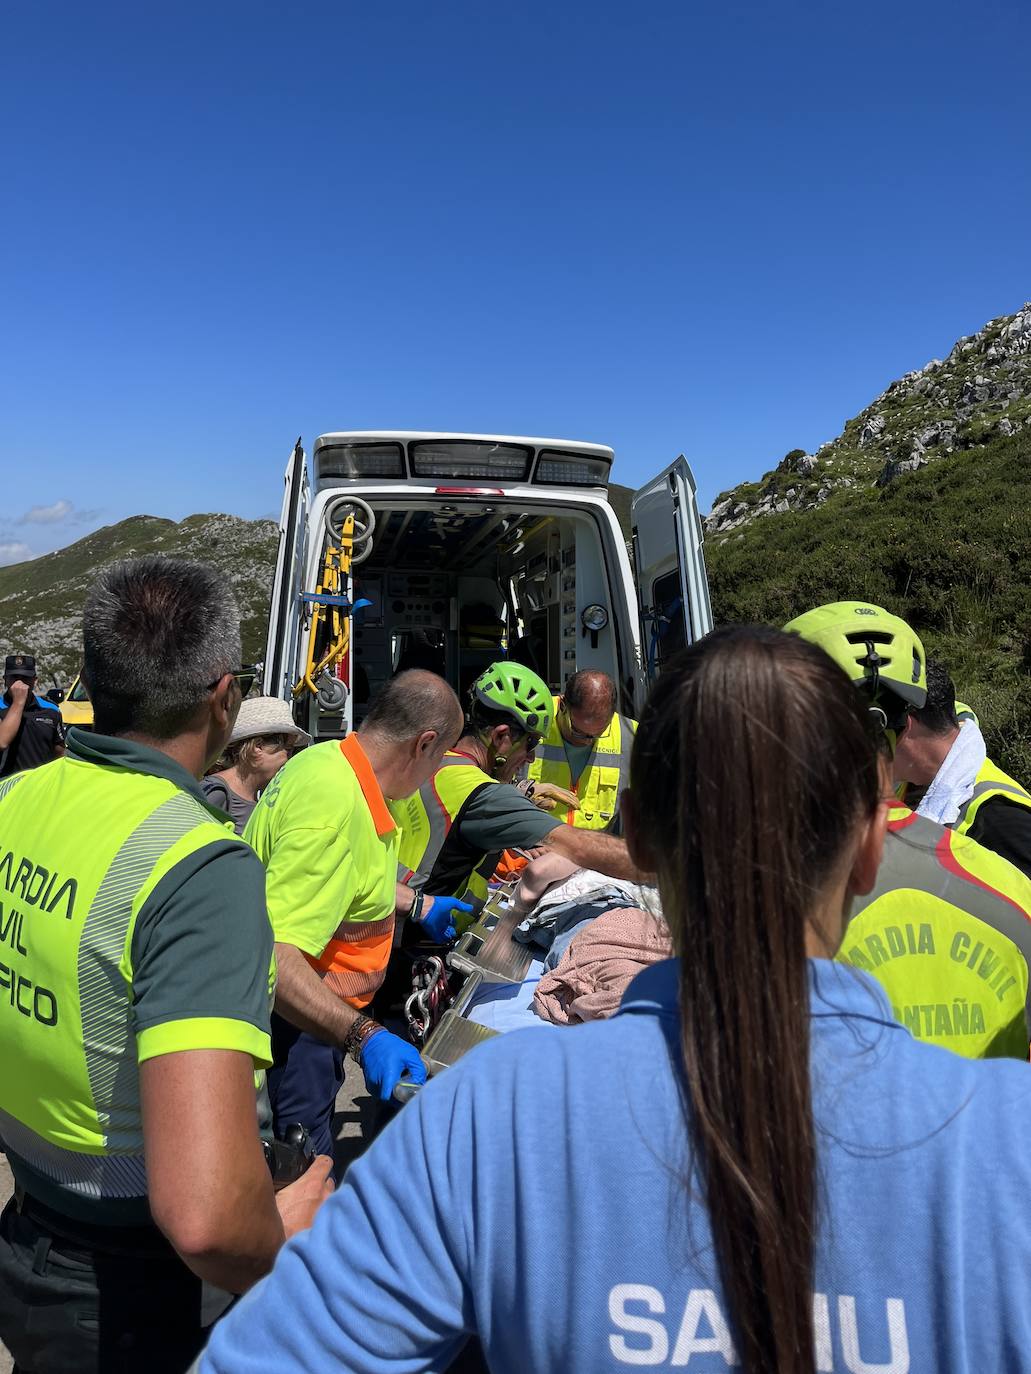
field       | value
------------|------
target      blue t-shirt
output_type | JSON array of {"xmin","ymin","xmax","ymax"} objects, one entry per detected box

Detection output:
[{"xmin": 198, "ymin": 960, "xmax": 1031, "ymax": 1373}]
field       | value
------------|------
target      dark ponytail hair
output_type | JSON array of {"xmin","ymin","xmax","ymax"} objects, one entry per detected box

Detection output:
[{"xmin": 630, "ymin": 625, "xmax": 880, "ymax": 1374}]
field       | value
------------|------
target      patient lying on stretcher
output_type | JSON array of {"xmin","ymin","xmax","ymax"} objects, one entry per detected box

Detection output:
[{"xmin": 509, "ymin": 853, "xmax": 672, "ymax": 1026}]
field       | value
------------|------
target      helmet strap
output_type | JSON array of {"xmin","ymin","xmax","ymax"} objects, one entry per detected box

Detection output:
[{"xmin": 860, "ymin": 639, "xmax": 882, "ymax": 699}]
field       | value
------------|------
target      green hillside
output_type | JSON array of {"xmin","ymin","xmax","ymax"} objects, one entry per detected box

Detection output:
[
  {"xmin": 0, "ymin": 514, "xmax": 278, "ymax": 690},
  {"xmin": 704, "ymin": 306, "xmax": 1031, "ymax": 782}
]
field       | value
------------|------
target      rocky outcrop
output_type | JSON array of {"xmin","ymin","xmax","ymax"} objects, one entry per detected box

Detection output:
[
  {"xmin": 0, "ymin": 514, "xmax": 278, "ymax": 688},
  {"xmin": 706, "ymin": 302, "xmax": 1031, "ymax": 537}
]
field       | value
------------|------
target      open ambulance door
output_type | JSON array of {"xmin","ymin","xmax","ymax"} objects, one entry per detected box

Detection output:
[
  {"xmin": 631, "ymin": 455, "xmax": 713, "ymax": 683},
  {"xmin": 263, "ymin": 438, "xmax": 310, "ymax": 701}
]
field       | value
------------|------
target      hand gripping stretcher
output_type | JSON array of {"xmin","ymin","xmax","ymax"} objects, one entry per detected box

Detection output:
[{"xmin": 394, "ymin": 878, "xmax": 533, "ymax": 1099}]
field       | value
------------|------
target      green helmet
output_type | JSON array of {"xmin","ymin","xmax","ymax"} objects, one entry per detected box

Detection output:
[
  {"xmin": 471, "ymin": 662, "xmax": 554, "ymax": 736},
  {"xmin": 783, "ymin": 601, "xmax": 928, "ymax": 710}
]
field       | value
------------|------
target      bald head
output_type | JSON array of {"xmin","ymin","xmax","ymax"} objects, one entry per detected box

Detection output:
[
  {"xmin": 358, "ymin": 671, "xmax": 464, "ymax": 802},
  {"xmin": 559, "ymin": 670, "xmax": 618, "ymax": 745},
  {"xmin": 564, "ymin": 671, "xmax": 617, "ymax": 715},
  {"xmin": 361, "ymin": 670, "xmax": 463, "ymax": 745}
]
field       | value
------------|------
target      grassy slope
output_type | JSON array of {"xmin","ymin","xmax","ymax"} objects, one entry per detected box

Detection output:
[
  {"xmin": 705, "ymin": 429, "xmax": 1031, "ymax": 780},
  {"xmin": 0, "ymin": 514, "xmax": 278, "ymax": 688}
]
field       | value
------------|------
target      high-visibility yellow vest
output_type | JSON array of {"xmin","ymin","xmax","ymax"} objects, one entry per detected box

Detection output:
[
  {"xmin": 839, "ymin": 804, "xmax": 1031, "ymax": 1058},
  {"xmin": 0, "ymin": 757, "xmax": 266, "ymax": 1218},
  {"xmin": 247, "ymin": 738, "xmax": 400, "ymax": 1009},
  {"xmin": 527, "ymin": 696, "xmax": 637, "ymax": 830},
  {"xmin": 953, "ymin": 758, "xmax": 1031, "ymax": 840},
  {"xmin": 390, "ymin": 752, "xmax": 497, "ymax": 911}
]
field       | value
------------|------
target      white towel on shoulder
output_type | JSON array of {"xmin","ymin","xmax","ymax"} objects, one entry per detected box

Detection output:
[{"xmin": 916, "ymin": 720, "xmax": 987, "ymax": 826}]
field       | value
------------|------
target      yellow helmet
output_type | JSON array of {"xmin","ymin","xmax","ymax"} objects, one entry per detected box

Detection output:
[{"xmin": 783, "ymin": 602, "xmax": 927, "ymax": 710}]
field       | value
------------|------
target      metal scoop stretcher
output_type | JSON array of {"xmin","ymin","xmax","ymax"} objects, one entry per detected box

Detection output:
[{"xmin": 394, "ymin": 880, "xmax": 532, "ymax": 1096}]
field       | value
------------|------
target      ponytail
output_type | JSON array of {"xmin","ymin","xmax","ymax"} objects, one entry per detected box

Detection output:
[{"xmin": 630, "ymin": 625, "xmax": 880, "ymax": 1373}]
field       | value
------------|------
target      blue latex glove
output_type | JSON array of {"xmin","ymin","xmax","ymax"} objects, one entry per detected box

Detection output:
[
  {"xmin": 417, "ymin": 895, "xmax": 474, "ymax": 943},
  {"xmin": 359, "ymin": 1029, "xmax": 427, "ymax": 1102}
]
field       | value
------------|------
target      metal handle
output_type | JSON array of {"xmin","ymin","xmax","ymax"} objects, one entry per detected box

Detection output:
[{"xmin": 392, "ymin": 1078, "xmax": 422, "ymax": 1105}]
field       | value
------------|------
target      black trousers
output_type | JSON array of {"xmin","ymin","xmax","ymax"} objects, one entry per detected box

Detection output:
[
  {"xmin": 0, "ymin": 1196, "xmax": 210, "ymax": 1374},
  {"xmin": 267, "ymin": 1012, "xmax": 345, "ymax": 1159}
]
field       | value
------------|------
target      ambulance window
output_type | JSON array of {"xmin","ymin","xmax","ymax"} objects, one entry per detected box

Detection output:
[
  {"xmin": 391, "ymin": 631, "xmax": 446, "ymax": 676},
  {"xmin": 409, "ymin": 441, "xmax": 531, "ymax": 482},
  {"xmin": 650, "ymin": 570, "xmax": 685, "ymax": 667},
  {"xmin": 318, "ymin": 443, "xmax": 405, "ymax": 479}
]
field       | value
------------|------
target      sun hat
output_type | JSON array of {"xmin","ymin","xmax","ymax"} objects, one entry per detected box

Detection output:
[{"xmin": 228, "ymin": 696, "xmax": 312, "ymax": 748}]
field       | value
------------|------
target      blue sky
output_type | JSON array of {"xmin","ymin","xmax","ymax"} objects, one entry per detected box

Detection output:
[{"xmin": 1, "ymin": 0, "xmax": 1029, "ymax": 564}]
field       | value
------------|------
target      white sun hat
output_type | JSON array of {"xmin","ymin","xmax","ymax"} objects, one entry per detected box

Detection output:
[{"xmin": 229, "ymin": 696, "xmax": 312, "ymax": 748}]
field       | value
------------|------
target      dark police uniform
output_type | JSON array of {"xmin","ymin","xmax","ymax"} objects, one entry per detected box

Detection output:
[{"xmin": 0, "ymin": 654, "xmax": 65, "ymax": 778}]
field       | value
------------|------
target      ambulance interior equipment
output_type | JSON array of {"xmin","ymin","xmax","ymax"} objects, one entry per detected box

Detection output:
[{"xmin": 265, "ymin": 432, "xmax": 713, "ymax": 742}]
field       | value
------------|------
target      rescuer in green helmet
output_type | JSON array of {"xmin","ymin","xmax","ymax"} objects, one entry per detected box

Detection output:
[
  {"xmin": 786, "ymin": 600, "xmax": 1031, "ymax": 1060},
  {"xmin": 389, "ymin": 660, "xmax": 642, "ymax": 916},
  {"xmin": 783, "ymin": 600, "xmax": 928, "ymax": 745},
  {"xmin": 468, "ymin": 660, "xmax": 556, "ymax": 779}
]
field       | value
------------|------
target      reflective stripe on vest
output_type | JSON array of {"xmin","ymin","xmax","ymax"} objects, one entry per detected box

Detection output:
[
  {"xmin": 954, "ymin": 758, "xmax": 1031, "ymax": 838},
  {"xmin": 840, "ymin": 805, "xmax": 1031, "ymax": 1059},
  {"xmin": 309, "ymin": 917, "xmax": 396, "ymax": 1009},
  {"xmin": 0, "ymin": 757, "xmax": 244, "ymax": 1204},
  {"xmin": 391, "ymin": 784, "xmax": 451, "ymax": 888},
  {"xmin": 428, "ymin": 755, "xmax": 498, "ymax": 906},
  {"xmin": 527, "ymin": 698, "xmax": 637, "ymax": 830},
  {"xmin": 388, "ymin": 754, "xmax": 498, "ymax": 908}
]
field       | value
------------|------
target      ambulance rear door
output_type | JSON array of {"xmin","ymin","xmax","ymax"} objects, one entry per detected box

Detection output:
[
  {"xmin": 631, "ymin": 455, "xmax": 713, "ymax": 682},
  {"xmin": 264, "ymin": 438, "xmax": 310, "ymax": 701}
]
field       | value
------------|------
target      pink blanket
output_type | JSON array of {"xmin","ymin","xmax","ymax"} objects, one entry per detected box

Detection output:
[{"xmin": 533, "ymin": 907, "xmax": 673, "ymax": 1026}]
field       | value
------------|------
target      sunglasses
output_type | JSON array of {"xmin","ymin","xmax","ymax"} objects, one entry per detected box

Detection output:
[
  {"xmin": 206, "ymin": 666, "xmax": 258, "ymax": 697},
  {"xmin": 259, "ymin": 733, "xmax": 306, "ymax": 754},
  {"xmin": 523, "ymin": 732, "xmax": 543, "ymax": 752},
  {"xmin": 560, "ymin": 705, "xmax": 600, "ymax": 743}
]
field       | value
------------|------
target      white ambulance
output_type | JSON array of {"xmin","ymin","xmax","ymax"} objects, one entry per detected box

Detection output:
[{"xmin": 264, "ymin": 432, "xmax": 712, "ymax": 739}]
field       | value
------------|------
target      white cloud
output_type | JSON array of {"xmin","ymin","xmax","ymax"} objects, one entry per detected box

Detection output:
[
  {"xmin": 18, "ymin": 500, "xmax": 74, "ymax": 525},
  {"xmin": 0, "ymin": 541, "xmax": 33, "ymax": 566}
]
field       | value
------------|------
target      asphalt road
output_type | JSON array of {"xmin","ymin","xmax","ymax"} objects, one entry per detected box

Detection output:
[{"xmin": 0, "ymin": 1070, "xmax": 380, "ymax": 1372}]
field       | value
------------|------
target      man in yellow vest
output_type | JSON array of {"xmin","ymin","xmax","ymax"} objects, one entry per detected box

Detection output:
[
  {"xmin": 893, "ymin": 658, "xmax": 1031, "ymax": 880},
  {"xmin": 246, "ymin": 670, "xmax": 467, "ymax": 1158},
  {"xmin": 0, "ymin": 557, "xmax": 331, "ymax": 1374},
  {"xmin": 526, "ymin": 670, "xmax": 637, "ymax": 831},
  {"xmin": 392, "ymin": 663, "xmax": 643, "ymax": 914},
  {"xmin": 787, "ymin": 601, "xmax": 1031, "ymax": 1058}
]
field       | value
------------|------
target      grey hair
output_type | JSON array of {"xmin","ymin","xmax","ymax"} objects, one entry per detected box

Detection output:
[
  {"xmin": 82, "ymin": 556, "xmax": 241, "ymax": 739},
  {"xmin": 360, "ymin": 670, "xmax": 462, "ymax": 744}
]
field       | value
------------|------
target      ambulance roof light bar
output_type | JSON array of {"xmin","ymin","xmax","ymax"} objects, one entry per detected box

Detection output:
[{"xmin": 312, "ymin": 433, "xmax": 615, "ymax": 488}]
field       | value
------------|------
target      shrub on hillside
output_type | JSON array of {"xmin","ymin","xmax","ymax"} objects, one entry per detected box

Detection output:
[{"xmin": 706, "ymin": 430, "xmax": 1031, "ymax": 781}]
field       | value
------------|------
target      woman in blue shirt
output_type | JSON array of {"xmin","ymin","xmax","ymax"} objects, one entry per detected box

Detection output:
[{"xmin": 197, "ymin": 626, "xmax": 1031, "ymax": 1374}]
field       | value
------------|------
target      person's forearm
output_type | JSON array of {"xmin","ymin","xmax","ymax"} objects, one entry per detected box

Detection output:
[
  {"xmin": 395, "ymin": 881, "xmax": 418, "ymax": 918},
  {"xmin": 273, "ymin": 941, "xmax": 363, "ymax": 1045},
  {"xmin": 0, "ymin": 703, "xmax": 24, "ymax": 748},
  {"xmin": 395, "ymin": 882, "xmax": 432, "ymax": 921},
  {"xmin": 170, "ymin": 1160, "xmax": 286, "ymax": 1293},
  {"xmin": 545, "ymin": 826, "xmax": 652, "ymax": 883},
  {"xmin": 141, "ymin": 1050, "xmax": 286, "ymax": 1294}
]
